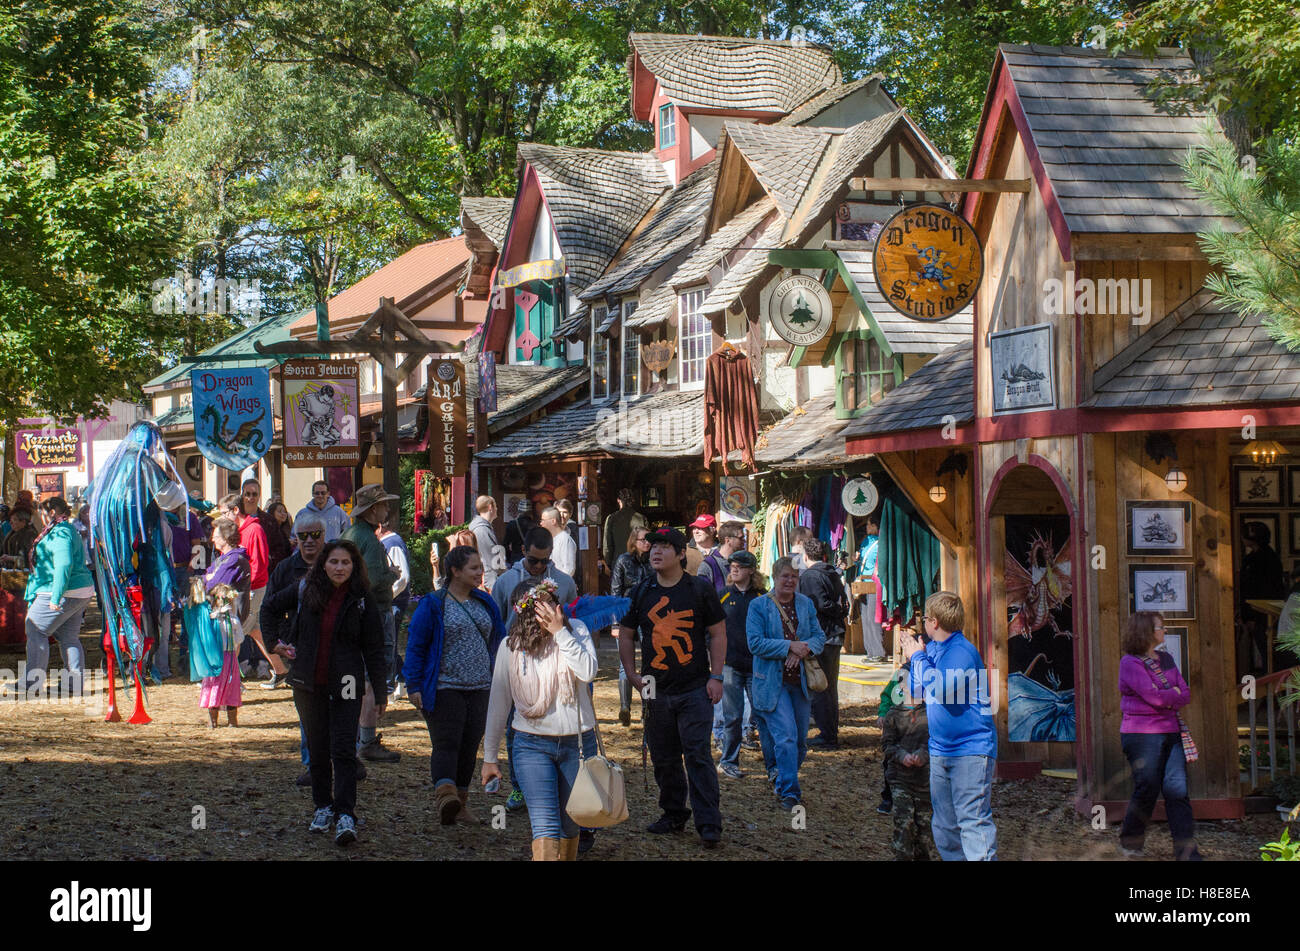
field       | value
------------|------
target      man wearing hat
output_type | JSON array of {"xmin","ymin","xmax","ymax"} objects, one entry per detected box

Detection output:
[
  {"xmin": 617, "ymin": 528, "xmax": 727, "ymax": 848},
  {"xmin": 686, "ymin": 514, "xmax": 718, "ymax": 577},
  {"xmin": 717, "ymin": 549, "xmax": 769, "ymax": 781},
  {"xmin": 343, "ymin": 484, "xmax": 401, "ymax": 763}
]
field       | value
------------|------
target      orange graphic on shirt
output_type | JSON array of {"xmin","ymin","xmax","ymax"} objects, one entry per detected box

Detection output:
[{"xmin": 647, "ymin": 595, "xmax": 694, "ymax": 670}]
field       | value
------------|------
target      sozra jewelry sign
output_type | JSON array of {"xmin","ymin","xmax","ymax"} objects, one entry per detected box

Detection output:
[
  {"xmin": 767, "ymin": 274, "xmax": 834, "ymax": 346},
  {"xmin": 872, "ymin": 204, "xmax": 983, "ymax": 321}
]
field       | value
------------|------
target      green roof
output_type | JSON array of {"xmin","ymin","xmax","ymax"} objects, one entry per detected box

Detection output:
[
  {"xmin": 144, "ymin": 307, "xmax": 308, "ymax": 392},
  {"xmin": 154, "ymin": 404, "xmax": 193, "ymax": 430}
]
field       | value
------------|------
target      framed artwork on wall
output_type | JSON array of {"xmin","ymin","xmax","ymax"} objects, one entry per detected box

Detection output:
[
  {"xmin": 1239, "ymin": 513, "xmax": 1281, "ymax": 555},
  {"xmin": 1125, "ymin": 501, "xmax": 1192, "ymax": 557},
  {"xmin": 1290, "ymin": 515, "xmax": 1300, "ymax": 556},
  {"xmin": 1235, "ymin": 466, "xmax": 1282, "ymax": 506},
  {"xmin": 1289, "ymin": 467, "xmax": 1300, "ymax": 506},
  {"xmin": 1157, "ymin": 628, "xmax": 1189, "ymax": 680},
  {"xmin": 1129, "ymin": 564, "xmax": 1195, "ymax": 620}
]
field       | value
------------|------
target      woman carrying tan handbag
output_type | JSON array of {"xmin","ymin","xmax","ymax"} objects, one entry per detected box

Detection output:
[{"xmin": 481, "ymin": 577, "xmax": 600, "ymax": 860}]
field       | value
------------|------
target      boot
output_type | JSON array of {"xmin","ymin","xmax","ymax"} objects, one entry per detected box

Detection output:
[
  {"xmin": 559, "ymin": 836, "xmax": 580, "ymax": 861},
  {"xmin": 434, "ymin": 782, "xmax": 461, "ymax": 826},
  {"xmin": 531, "ymin": 837, "xmax": 562, "ymax": 861},
  {"xmin": 1174, "ymin": 839, "xmax": 1204, "ymax": 861},
  {"xmin": 455, "ymin": 788, "xmax": 482, "ymax": 825}
]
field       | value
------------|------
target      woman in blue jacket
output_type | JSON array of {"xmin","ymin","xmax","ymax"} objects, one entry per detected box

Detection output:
[
  {"xmin": 20, "ymin": 497, "xmax": 95, "ymax": 696},
  {"xmin": 746, "ymin": 556, "xmax": 825, "ymax": 810},
  {"xmin": 404, "ymin": 545, "xmax": 506, "ymax": 826}
]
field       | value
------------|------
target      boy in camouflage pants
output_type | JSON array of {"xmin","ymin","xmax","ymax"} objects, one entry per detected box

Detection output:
[{"xmin": 881, "ymin": 680, "xmax": 933, "ymax": 860}]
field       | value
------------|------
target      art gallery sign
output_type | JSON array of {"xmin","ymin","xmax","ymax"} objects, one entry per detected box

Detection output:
[{"xmin": 428, "ymin": 359, "xmax": 468, "ymax": 479}]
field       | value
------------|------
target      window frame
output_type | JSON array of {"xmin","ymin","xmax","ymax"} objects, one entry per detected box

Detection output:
[
  {"xmin": 835, "ymin": 330, "xmax": 901, "ymax": 419},
  {"xmin": 622, "ymin": 300, "xmax": 640, "ymax": 399},
  {"xmin": 658, "ymin": 103, "xmax": 676, "ymax": 149},
  {"xmin": 678, "ymin": 288, "xmax": 710, "ymax": 391},
  {"xmin": 591, "ymin": 305, "xmax": 611, "ymax": 402}
]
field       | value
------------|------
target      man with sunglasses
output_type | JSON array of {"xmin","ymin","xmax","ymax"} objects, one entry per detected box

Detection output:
[{"xmin": 295, "ymin": 480, "xmax": 351, "ymax": 542}]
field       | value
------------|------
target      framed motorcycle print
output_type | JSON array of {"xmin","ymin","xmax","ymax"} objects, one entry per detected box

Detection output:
[
  {"xmin": 1129, "ymin": 564, "xmax": 1195, "ymax": 620},
  {"xmin": 1125, "ymin": 501, "xmax": 1192, "ymax": 557}
]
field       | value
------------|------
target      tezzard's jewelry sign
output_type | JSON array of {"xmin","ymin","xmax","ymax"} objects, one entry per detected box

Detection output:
[
  {"xmin": 428, "ymin": 359, "xmax": 468, "ymax": 479},
  {"xmin": 872, "ymin": 203, "xmax": 983, "ymax": 321},
  {"xmin": 15, "ymin": 429, "xmax": 82, "ymax": 469},
  {"xmin": 281, "ymin": 359, "xmax": 361, "ymax": 467}
]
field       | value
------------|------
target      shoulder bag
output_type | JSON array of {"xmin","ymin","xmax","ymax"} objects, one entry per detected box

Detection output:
[
  {"xmin": 775, "ymin": 595, "xmax": 828, "ymax": 692},
  {"xmin": 565, "ymin": 692, "xmax": 629, "ymax": 828}
]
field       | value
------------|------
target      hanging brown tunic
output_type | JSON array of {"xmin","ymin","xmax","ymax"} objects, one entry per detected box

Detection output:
[{"xmin": 703, "ymin": 347, "xmax": 759, "ymax": 471}]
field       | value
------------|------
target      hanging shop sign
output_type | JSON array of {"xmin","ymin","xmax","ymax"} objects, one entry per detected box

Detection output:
[
  {"xmin": 872, "ymin": 203, "xmax": 983, "ymax": 321},
  {"xmin": 190, "ymin": 367, "xmax": 272, "ymax": 471},
  {"xmin": 841, "ymin": 477, "xmax": 879, "ymax": 517},
  {"xmin": 14, "ymin": 428, "xmax": 82, "ymax": 469},
  {"xmin": 428, "ymin": 359, "xmax": 468, "ymax": 479},
  {"xmin": 478, "ymin": 348, "xmax": 498, "ymax": 414},
  {"xmin": 280, "ymin": 359, "xmax": 361, "ymax": 468},
  {"xmin": 990, "ymin": 324, "xmax": 1056, "ymax": 415},
  {"xmin": 641, "ymin": 338, "xmax": 676, "ymax": 374},
  {"xmin": 766, "ymin": 274, "xmax": 834, "ymax": 346},
  {"xmin": 35, "ymin": 472, "xmax": 65, "ymax": 500},
  {"xmin": 719, "ymin": 476, "xmax": 757, "ymax": 522},
  {"xmin": 497, "ymin": 258, "xmax": 565, "ymax": 289}
]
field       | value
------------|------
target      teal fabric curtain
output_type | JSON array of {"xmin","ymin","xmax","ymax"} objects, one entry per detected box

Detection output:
[{"xmin": 879, "ymin": 493, "xmax": 941, "ymax": 619}]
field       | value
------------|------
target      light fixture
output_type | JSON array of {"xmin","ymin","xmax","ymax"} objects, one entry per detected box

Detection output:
[
  {"xmin": 928, "ymin": 451, "xmax": 966, "ymax": 504},
  {"xmin": 1165, "ymin": 467, "xmax": 1188, "ymax": 492},
  {"xmin": 1244, "ymin": 440, "xmax": 1287, "ymax": 465},
  {"xmin": 928, "ymin": 483, "xmax": 947, "ymax": 503}
]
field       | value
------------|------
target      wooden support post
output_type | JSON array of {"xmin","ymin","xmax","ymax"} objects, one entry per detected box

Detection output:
[
  {"xmin": 380, "ymin": 298, "xmax": 401, "ymax": 500},
  {"xmin": 581, "ymin": 459, "xmax": 599, "ymax": 596}
]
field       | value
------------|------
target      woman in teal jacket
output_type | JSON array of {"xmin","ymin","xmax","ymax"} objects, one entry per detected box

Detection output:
[
  {"xmin": 20, "ymin": 497, "xmax": 95, "ymax": 696},
  {"xmin": 746, "ymin": 556, "xmax": 825, "ymax": 809}
]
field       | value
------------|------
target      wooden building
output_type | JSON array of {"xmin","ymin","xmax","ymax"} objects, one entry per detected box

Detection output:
[{"xmin": 844, "ymin": 44, "xmax": 1300, "ymax": 818}]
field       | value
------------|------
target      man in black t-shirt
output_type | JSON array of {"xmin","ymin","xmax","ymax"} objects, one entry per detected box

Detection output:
[{"xmin": 618, "ymin": 529, "xmax": 726, "ymax": 847}]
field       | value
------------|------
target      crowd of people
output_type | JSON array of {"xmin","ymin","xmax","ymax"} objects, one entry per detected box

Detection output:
[{"xmin": 0, "ymin": 477, "xmax": 1207, "ymax": 862}]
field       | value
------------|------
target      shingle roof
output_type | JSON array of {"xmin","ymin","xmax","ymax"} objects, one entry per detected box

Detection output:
[
  {"xmin": 842, "ymin": 342, "xmax": 975, "ymax": 438},
  {"xmin": 755, "ymin": 392, "xmax": 866, "ymax": 469},
  {"xmin": 625, "ymin": 284, "xmax": 677, "ymax": 329},
  {"xmin": 144, "ymin": 307, "xmax": 306, "ymax": 392},
  {"xmin": 999, "ymin": 44, "xmax": 1237, "ymax": 235},
  {"xmin": 553, "ymin": 303, "xmax": 590, "ymax": 342},
  {"xmin": 518, "ymin": 143, "xmax": 669, "ymax": 289},
  {"xmin": 725, "ymin": 123, "xmax": 832, "ymax": 217},
  {"xmin": 460, "ymin": 197, "xmax": 514, "ymax": 250},
  {"xmin": 671, "ymin": 197, "xmax": 777, "ymax": 289},
  {"xmin": 779, "ymin": 76, "xmax": 885, "ymax": 127},
  {"xmin": 699, "ymin": 241, "xmax": 775, "ymax": 315},
  {"xmin": 579, "ymin": 159, "xmax": 717, "ymax": 302},
  {"xmin": 1085, "ymin": 289, "xmax": 1300, "ymax": 409},
  {"xmin": 830, "ymin": 243, "xmax": 974, "ymax": 354},
  {"xmin": 792, "ymin": 111, "xmax": 905, "ymax": 236},
  {"xmin": 475, "ymin": 390, "xmax": 705, "ymax": 460},
  {"xmin": 628, "ymin": 33, "xmax": 841, "ymax": 114}
]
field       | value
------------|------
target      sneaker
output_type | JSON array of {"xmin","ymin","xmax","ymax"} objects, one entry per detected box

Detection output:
[
  {"xmin": 296, "ymin": 770, "xmax": 312, "ymax": 787},
  {"xmin": 1119, "ymin": 844, "xmax": 1144, "ymax": 858},
  {"xmin": 334, "ymin": 814, "xmax": 357, "ymax": 846},
  {"xmin": 780, "ymin": 797, "xmax": 800, "ymax": 812},
  {"xmin": 741, "ymin": 736, "xmax": 761, "ymax": 752},
  {"xmin": 309, "ymin": 806, "xmax": 334, "ymax": 833},
  {"xmin": 876, "ymin": 800, "xmax": 892, "ymax": 815},
  {"xmin": 505, "ymin": 789, "xmax": 525, "ymax": 812},
  {"xmin": 359, "ymin": 735, "xmax": 400, "ymax": 762},
  {"xmin": 619, "ymin": 707, "xmax": 631, "ymax": 727},
  {"xmin": 646, "ymin": 814, "xmax": 686, "ymax": 835},
  {"xmin": 717, "ymin": 763, "xmax": 743, "ymax": 780},
  {"xmin": 807, "ymin": 735, "xmax": 839, "ymax": 750},
  {"xmin": 577, "ymin": 829, "xmax": 596, "ymax": 855},
  {"xmin": 699, "ymin": 825, "xmax": 722, "ymax": 849}
]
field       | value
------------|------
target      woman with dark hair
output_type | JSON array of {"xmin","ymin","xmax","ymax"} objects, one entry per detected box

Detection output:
[
  {"xmin": 266, "ymin": 500, "xmax": 294, "ymax": 556},
  {"xmin": 403, "ymin": 544, "xmax": 506, "ymax": 825},
  {"xmin": 275, "ymin": 538, "xmax": 387, "ymax": 846},
  {"xmin": 611, "ymin": 527, "xmax": 652, "ymax": 726},
  {"xmin": 15, "ymin": 497, "xmax": 94, "ymax": 696},
  {"xmin": 481, "ymin": 576, "xmax": 598, "ymax": 860},
  {"xmin": 1117, "ymin": 611, "xmax": 1201, "ymax": 860}
]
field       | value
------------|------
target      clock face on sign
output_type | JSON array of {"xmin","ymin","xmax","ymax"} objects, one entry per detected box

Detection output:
[{"xmin": 872, "ymin": 204, "xmax": 983, "ymax": 321}]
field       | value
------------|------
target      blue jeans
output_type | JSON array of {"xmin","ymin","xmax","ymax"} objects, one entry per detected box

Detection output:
[
  {"xmin": 929, "ymin": 754, "xmax": 997, "ymax": 861},
  {"xmin": 1119, "ymin": 732, "xmax": 1195, "ymax": 850},
  {"xmin": 511, "ymin": 728, "xmax": 597, "ymax": 839},
  {"xmin": 721, "ymin": 666, "xmax": 766, "ymax": 769},
  {"xmin": 761, "ymin": 681, "xmax": 811, "ymax": 801},
  {"xmin": 23, "ymin": 593, "xmax": 91, "ymax": 693}
]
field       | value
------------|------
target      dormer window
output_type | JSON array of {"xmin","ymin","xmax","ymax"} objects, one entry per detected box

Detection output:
[
  {"xmin": 658, "ymin": 104, "xmax": 676, "ymax": 149},
  {"xmin": 592, "ymin": 306, "xmax": 610, "ymax": 401}
]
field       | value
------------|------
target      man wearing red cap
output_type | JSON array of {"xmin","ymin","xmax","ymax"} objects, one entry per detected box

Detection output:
[{"xmin": 687, "ymin": 514, "xmax": 716, "ymax": 579}]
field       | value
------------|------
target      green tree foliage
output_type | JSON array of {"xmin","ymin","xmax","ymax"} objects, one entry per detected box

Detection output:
[{"xmin": 0, "ymin": 0, "xmax": 176, "ymax": 422}]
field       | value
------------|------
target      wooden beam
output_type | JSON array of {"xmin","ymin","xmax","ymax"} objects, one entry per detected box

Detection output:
[
  {"xmin": 876, "ymin": 452, "xmax": 961, "ymax": 549},
  {"xmin": 848, "ymin": 177, "xmax": 1031, "ymax": 193},
  {"xmin": 254, "ymin": 339, "xmax": 459, "ymax": 356}
]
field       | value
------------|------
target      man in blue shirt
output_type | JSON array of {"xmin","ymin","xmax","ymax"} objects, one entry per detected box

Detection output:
[
  {"xmin": 857, "ymin": 516, "xmax": 883, "ymax": 661},
  {"xmin": 899, "ymin": 591, "xmax": 997, "ymax": 861}
]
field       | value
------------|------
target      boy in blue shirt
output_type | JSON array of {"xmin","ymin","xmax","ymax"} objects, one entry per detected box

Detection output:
[{"xmin": 899, "ymin": 591, "xmax": 997, "ymax": 860}]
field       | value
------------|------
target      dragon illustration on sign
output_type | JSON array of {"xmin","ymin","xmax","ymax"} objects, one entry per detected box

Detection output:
[
  {"xmin": 199, "ymin": 403, "xmax": 266, "ymax": 456},
  {"xmin": 1005, "ymin": 529, "xmax": 1073, "ymax": 640}
]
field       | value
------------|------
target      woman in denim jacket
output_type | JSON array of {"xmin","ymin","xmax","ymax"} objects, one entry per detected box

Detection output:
[{"xmin": 746, "ymin": 556, "xmax": 825, "ymax": 810}]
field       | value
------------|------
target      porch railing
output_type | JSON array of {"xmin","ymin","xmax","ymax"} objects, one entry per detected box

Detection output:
[{"xmin": 1239, "ymin": 667, "xmax": 1299, "ymax": 791}]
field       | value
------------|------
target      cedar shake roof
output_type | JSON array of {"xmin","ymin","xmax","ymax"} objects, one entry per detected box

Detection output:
[
  {"xmin": 579, "ymin": 159, "xmax": 718, "ymax": 302},
  {"xmin": 554, "ymin": 303, "xmax": 590, "ymax": 342},
  {"xmin": 754, "ymin": 392, "xmax": 866, "ymax": 470},
  {"xmin": 628, "ymin": 33, "xmax": 841, "ymax": 114},
  {"xmin": 1085, "ymin": 289, "xmax": 1300, "ymax": 408},
  {"xmin": 998, "ymin": 44, "xmax": 1237, "ymax": 235},
  {"xmin": 830, "ymin": 243, "xmax": 974, "ymax": 354},
  {"xmin": 778, "ymin": 75, "xmax": 887, "ymax": 127},
  {"xmin": 475, "ymin": 389, "xmax": 705, "ymax": 460},
  {"xmin": 625, "ymin": 283, "xmax": 677, "ymax": 329},
  {"xmin": 725, "ymin": 122, "xmax": 833, "ymax": 217},
  {"xmin": 517, "ymin": 143, "xmax": 670, "ymax": 289},
  {"xmin": 699, "ymin": 238, "xmax": 776, "ymax": 315},
  {"xmin": 842, "ymin": 341, "xmax": 975, "ymax": 437},
  {"xmin": 670, "ymin": 197, "xmax": 778, "ymax": 289},
  {"xmin": 460, "ymin": 197, "xmax": 513, "ymax": 249}
]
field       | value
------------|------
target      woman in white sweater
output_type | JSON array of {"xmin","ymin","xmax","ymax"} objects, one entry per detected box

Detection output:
[{"xmin": 482, "ymin": 577, "xmax": 598, "ymax": 861}]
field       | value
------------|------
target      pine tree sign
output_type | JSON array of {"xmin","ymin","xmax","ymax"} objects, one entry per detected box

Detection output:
[
  {"xmin": 842, "ymin": 478, "xmax": 878, "ymax": 517},
  {"xmin": 768, "ymin": 275, "xmax": 833, "ymax": 345}
]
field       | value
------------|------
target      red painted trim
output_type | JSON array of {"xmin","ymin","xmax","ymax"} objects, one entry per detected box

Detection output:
[
  {"xmin": 1086, "ymin": 799, "xmax": 1245, "ymax": 821},
  {"xmin": 629, "ymin": 53, "xmax": 656, "ymax": 121},
  {"xmin": 845, "ymin": 425, "xmax": 976, "ymax": 455},
  {"xmin": 485, "ymin": 166, "xmax": 548, "ymax": 357}
]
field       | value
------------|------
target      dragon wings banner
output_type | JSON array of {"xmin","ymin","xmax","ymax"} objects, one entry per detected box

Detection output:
[{"xmin": 191, "ymin": 367, "xmax": 272, "ymax": 471}]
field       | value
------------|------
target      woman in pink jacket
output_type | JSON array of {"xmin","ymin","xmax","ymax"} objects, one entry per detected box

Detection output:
[{"xmin": 1117, "ymin": 611, "xmax": 1202, "ymax": 860}]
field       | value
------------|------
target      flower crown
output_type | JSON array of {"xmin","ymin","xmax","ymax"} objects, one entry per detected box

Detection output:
[{"xmin": 514, "ymin": 578, "xmax": 559, "ymax": 613}]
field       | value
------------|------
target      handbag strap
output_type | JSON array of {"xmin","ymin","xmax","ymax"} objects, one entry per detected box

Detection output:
[{"xmin": 573, "ymin": 670, "xmax": 606, "ymax": 762}]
